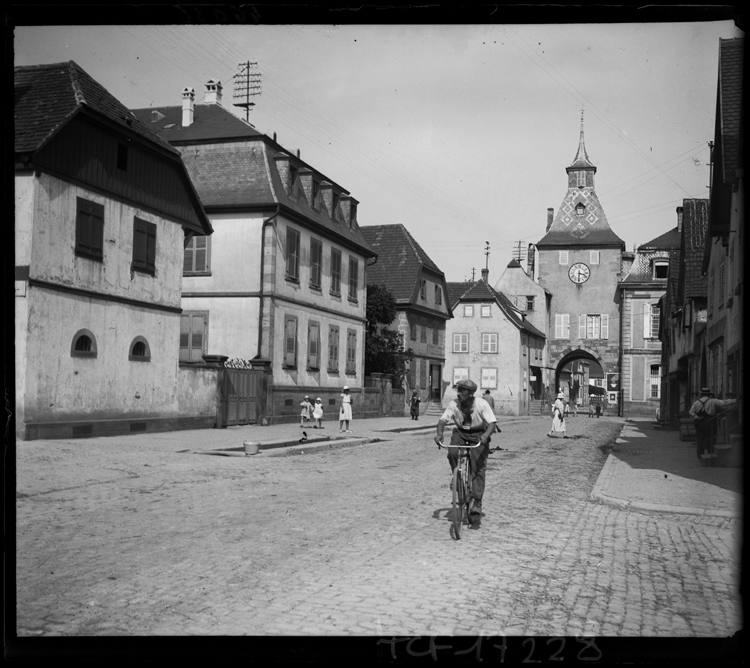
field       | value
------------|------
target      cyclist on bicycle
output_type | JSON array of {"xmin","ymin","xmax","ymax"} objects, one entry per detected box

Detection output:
[{"xmin": 434, "ymin": 379, "xmax": 498, "ymax": 525}]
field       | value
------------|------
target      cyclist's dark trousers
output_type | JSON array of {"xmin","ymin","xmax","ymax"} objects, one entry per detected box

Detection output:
[
  {"xmin": 694, "ymin": 419, "xmax": 714, "ymax": 460},
  {"xmin": 447, "ymin": 432, "xmax": 490, "ymax": 501}
]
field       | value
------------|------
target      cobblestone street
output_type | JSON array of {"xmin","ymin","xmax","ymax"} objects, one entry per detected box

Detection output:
[{"xmin": 16, "ymin": 417, "xmax": 742, "ymax": 644}]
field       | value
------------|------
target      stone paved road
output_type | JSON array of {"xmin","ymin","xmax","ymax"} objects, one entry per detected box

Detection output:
[{"xmin": 16, "ymin": 417, "xmax": 742, "ymax": 641}]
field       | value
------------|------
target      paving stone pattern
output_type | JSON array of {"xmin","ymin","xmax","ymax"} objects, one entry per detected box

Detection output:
[{"xmin": 16, "ymin": 417, "xmax": 741, "ymax": 638}]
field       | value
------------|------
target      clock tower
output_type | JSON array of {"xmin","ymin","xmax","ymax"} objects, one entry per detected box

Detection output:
[{"xmin": 533, "ymin": 114, "xmax": 625, "ymax": 410}]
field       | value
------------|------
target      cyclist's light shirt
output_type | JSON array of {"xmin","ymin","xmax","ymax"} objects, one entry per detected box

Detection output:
[{"xmin": 440, "ymin": 397, "xmax": 497, "ymax": 432}]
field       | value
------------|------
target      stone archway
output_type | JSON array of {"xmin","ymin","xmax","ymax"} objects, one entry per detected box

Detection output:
[{"xmin": 551, "ymin": 347, "xmax": 606, "ymax": 407}]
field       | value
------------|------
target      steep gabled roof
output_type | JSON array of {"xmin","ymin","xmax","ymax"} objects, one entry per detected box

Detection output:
[
  {"xmin": 446, "ymin": 281, "xmax": 473, "ymax": 307},
  {"xmin": 449, "ymin": 279, "xmax": 545, "ymax": 339},
  {"xmin": 15, "ymin": 61, "xmax": 178, "ymax": 157},
  {"xmin": 360, "ymin": 224, "xmax": 444, "ymax": 302},
  {"xmin": 638, "ymin": 227, "xmax": 681, "ymax": 250},
  {"xmin": 131, "ymin": 103, "xmax": 263, "ymax": 144}
]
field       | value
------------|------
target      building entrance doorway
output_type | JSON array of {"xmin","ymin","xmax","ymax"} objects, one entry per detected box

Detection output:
[{"xmin": 429, "ymin": 364, "xmax": 442, "ymax": 402}]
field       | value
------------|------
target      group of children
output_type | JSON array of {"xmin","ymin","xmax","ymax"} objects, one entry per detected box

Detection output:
[{"xmin": 299, "ymin": 386, "xmax": 354, "ymax": 433}]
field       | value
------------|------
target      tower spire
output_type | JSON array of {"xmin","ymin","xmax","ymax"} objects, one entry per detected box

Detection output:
[{"xmin": 571, "ymin": 107, "xmax": 594, "ymax": 168}]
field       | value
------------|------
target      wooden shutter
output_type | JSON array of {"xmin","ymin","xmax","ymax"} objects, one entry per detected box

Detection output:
[
  {"xmin": 284, "ymin": 316, "xmax": 297, "ymax": 367},
  {"xmin": 75, "ymin": 198, "xmax": 104, "ymax": 258},
  {"xmin": 133, "ymin": 218, "xmax": 156, "ymax": 273},
  {"xmin": 579, "ymin": 314, "xmax": 586, "ymax": 339},
  {"xmin": 601, "ymin": 314, "xmax": 609, "ymax": 339},
  {"xmin": 562, "ymin": 314, "xmax": 570, "ymax": 338},
  {"xmin": 643, "ymin": 303, "xmax": 651, "ymax": 339},
  {"xmin": 180, "ymin": 313, "xmax": 206, "ymax": 362},
  {"xmin": 555, "ymin": 314, "xmax": 562, "ymax": 339},
  {"xmin": 308, "ymin": 322, "xmax": 319, "ymax": 369}
]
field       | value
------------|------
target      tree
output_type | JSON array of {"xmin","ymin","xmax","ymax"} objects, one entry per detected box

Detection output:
[{"xmin": 365, "ymin": 284, "xmax": 414, "ymax": 386}]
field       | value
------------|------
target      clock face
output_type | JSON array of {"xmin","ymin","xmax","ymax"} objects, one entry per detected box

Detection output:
[{"xmin": 568, "ymin": 262, "xmax": 590, "ymax": 284}]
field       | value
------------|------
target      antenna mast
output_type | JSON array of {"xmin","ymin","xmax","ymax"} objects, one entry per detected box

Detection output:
[{"xmin": 232, "ymin": 61, "xmax": 262, "ymax": 121}]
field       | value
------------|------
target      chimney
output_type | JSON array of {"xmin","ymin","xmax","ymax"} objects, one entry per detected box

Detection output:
[
  {"xmin": 481, "ymin": 268, "xmax": 489, "ymax": 283},
  {"xmin": 676, "ymin": 206, "xmax": 683, "ymax": 233},
  {"xmin": 546, "ymin": 208, "xmax": 554, "ymax": 232},
  {"xmin": 182, "ymin": 87, "xmax": 195, "ymax": 127},
  {"xmin": 204, "ymin": 79, "xmax": 223, "ymax": 105}
]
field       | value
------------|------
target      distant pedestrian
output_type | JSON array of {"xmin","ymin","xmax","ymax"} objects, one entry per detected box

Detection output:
[
  {"xmin": 410, "ymin": 390, "xmax": 421, "ymax": 420},
  {"xmin": 548, "ymin": 392, "xmax": 567, "ymax": 438},
  {"xmin": 483, "ymin": 390, "xmax": 495, "ymax": 409},
  {"xmin": 689, "ymin": 387, "xmax": 739, "ymax": 461},
  {"xmin": 300, "ymin": 395, "xmax": 313, "ymax": 428},
  {"xmin": 339, "ymin": 386, "xmax": 353, "ymax": 433},
  {"xmin": 312, "ymin": 397, "xmax": 324, "ymax": 429}
]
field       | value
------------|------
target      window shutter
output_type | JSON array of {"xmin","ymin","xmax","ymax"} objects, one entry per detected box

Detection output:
[
  {"xmin": 601, "ymin": 314, "xmax": 609, "ymax": 339},
  {"xmin": 562, "ymin": 314, "xmax": 570, "ymax": 338},
  {"xmin": 555, "ymin": 314, "xmax": 562, "ymax": 339},
  {"xmin": 579, "ymin": 314, "xmax": 586, "ymax": 339},
  {"xmin": 90, "ymin": 204, "xmax": 104, "ymax": 255},
  {"xmin": 183, "ymin": 242, "xmax": 194, "ymax": 273},
  {"xmin": 133, "ymin": 221, "xmax": 148, "ymax": 269},
  {"xmin": 643, "ymin": 303, "xmax": 651, "ymax": 339},
  {"xmin": 285, "ymin": 317, "xmax": 297, "ymax": 366},
  {"xmin": 179, "ymin": 315, "xmax": 190, "ymax": 362},
  {"xmin": 146, "ymin": 224, "xmax": 157, "ymax": 271},
  {"xmin": 194, "ymin": 236, "xmax": 207, "ymax": 271},
  {"xmin": 308, "ymin": 322, "xmax": 319, "ymax": 368}
]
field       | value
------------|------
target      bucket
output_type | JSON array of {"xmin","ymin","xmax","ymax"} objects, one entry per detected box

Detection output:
[{"xmin": 243, "ymin": 441, "xmax": 260, "ymax": 456}]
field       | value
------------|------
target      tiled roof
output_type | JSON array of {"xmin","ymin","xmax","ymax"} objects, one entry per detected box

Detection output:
[
  {"xmin": 133, "ymin": 103, "xmax": 374, "ymax": 256},
  {"xmin": 678, "ymin": 198, "xmax": 709, "ymax": 300},
  {"xmin": 620, "ymin": 249, "xmax": 670, "ymax": 284},
  {"xmin": 448, "ymin": 279, "xmax": 545, "ymax": 339},
  {"xmin": 15, "ymin": 61, "xmax": 177, "ymax": 156},
  {"xmin": 130, "ymin": 103, "xmax": 263, "ymax": 144},
  {"xmin": 718, "ymin": 38, "xmax": 744, "ymax": 184},
  {"xmin": 506, "ymin": 258, "xmax": 522, "ymax": 268},
  {"xmin": 360, "ymin": 224, "xmax": 444, "ymax": 302},
  {"xmin": 536, "ymin": 187, "xmax": 625, "ymax": 248},
  {"xmin": 638, "ymin": 226, "xmax": 681, "ymax": 250}
]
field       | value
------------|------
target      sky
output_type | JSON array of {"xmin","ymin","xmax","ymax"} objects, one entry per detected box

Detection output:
[{"xmin": 13, "ymin": 18, "xmax": 744, "ymax": 283}]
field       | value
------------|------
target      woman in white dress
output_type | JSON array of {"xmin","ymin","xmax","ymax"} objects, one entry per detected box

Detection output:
[
  {"xmin": 548, "ymin": 392, "xmax": 567, "ymax": 438},
  {"xmin": 339, "ymin": 386, "xmax": 353, "ymax": 433}
]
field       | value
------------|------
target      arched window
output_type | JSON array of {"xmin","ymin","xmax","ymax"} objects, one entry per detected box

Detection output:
[
  {"xmin": 71, "ymin": 329, "xmax": 97, "ymax": 358},
  {"xmin": 129, "ymin": 336, "xmax": 151, "ymax": 362}
]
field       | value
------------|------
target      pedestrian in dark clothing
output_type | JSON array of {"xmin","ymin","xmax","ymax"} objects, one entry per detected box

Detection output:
[
  {"xmin": 689, "ymin": 388, "xmax": 739, "ymax": 460},
  {"xmin": 410, "ymin": 390, "xmax": 421, "ymax": 420}
]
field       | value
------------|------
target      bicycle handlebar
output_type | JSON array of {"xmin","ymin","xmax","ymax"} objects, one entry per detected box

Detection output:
[{"xmin": 436, "ymin": 440, "xmax": 484, "ymax": 449}]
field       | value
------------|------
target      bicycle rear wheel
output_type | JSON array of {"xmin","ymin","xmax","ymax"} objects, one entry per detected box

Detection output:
[{"xmin": 451, "ymin": 467, "xmax": 464, "ymax": 540}]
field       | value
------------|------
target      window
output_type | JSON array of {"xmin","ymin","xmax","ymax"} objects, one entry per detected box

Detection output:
[
  {"xmin": 453, "ymin": 367, "xmax": 469, "ymax": 385},
  {"xmin": 435, "ymin": 286, "xmax": 442, "ymax": 306},
  {"xmin": 286, "ymin": 228, "xmax": 300, "ymax": 281},
  {"xmin": 129, "ymin": 336, "xmax": 151, "ymax": 362},
  {"xmin": 117, "ymin": 143, "xmax": 128, "ymax": 171},
  {"xmin": 481, "ymin": 333, "xmax": 498, "ymax": 353},
  {"xmin": 650, "ymin": 365, "xmax": 660, "ymax": 399},
  {"xmin": 526, "ymin": 296, "xmax": 535, "ymax": 311},
  {"xmin": 345, "ymin": 329, "xmax": 357, "ymax": 374},
  {"xmin": 590, "ymin": 250, "xmax": 600, "ymax": 265},
  {"xmin": 420, "ymin": 279, "xmax": 427, "ymax": 300},
  {"xmin": 575, "ymin": 202, "xmax": 586, "ymax": 216},
  {"xmin": 288, "ymin": 164, "xmax": 298, "ymax": 196},
  {"xmin": 453, "ymin": 333, "xmax": 469, "ymax": 353},
  {"xmin": 348, "ymin": 256, "xmax": 359, "ymax": 302},
  {"xmin": 420, "ymin": 325, "xmax": 427, "ymax": 344},
  {"xmin": 463, "ymin": 305, "xmax": 474, "ymax": 317},
  {"xmin": 75, "ymin": 197, "xmax": 104, "ymax": 261},
  {"xmin": 312, "ymin": 179, "xmax": 321, "ymax": 210},
  {"xmin": 554, "ymin": 313, "xmax": 570, "ymax": 339},
  {"xmin": 653, "ymin": 260, "xmax": 668, "ymax": 280},
  {"xmin": 643, "ymin": 303, "xmax": 659, "ymax": 339},
  {"xmin": 330, "ymin": 248, "xmax": 342, "ymax": 295},
  {"xmin": 481, "ymin": 368, "xmax": 498, "ymax": 389},
  {"xmin": 132, "ymin": 217, "xmax": 157, "ymax": 274},
  {"xmin": 179, "ymin": 312, "xmax": 208, "ymax": 363},
  {"xmin": 310, "ymin": 238, "xmax": 323, "ymax": 288},
  {"xmin": 307, "ymin": 321, "xmax": 320, "ymax": 369},
  {"xmin": 559, "ymin": 251, "xmax": 569, "ymax": 265},
  {"xmin": 71, "ymin": 329, "xmax": 97, "ymax": 358},
  {"xmin": 576, "ymin": 172, "xmax": 585, "ymax": 188},
  {"xmin": 432, "ymin": 327, "xmax": 439, "ymax": 345},
  {"xmin": 410, "ymin": 322, "xmax": 417, "ymax": 341},
  {"xmin": 283, "ymin": 315, "xmax": 298, "ymax": 367},
  {"xmin": 184, "ymin": 235, "xmax": 210, "ymax": 274},
  {"xmin": 481, "ymin": 305, "xmax": 492, "ymax": 318},
  {"xmin": 580, "ymin": 314, "xmax": 609, "ymax": 339},
  {"xmin": 328, "ymin": 326, "xmax": 340, "ymax": 372}
]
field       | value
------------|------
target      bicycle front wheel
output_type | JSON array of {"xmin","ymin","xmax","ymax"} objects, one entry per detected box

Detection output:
[{"xmin": 452, "ymin": 467, "xmax": 464, "ymax": 540}]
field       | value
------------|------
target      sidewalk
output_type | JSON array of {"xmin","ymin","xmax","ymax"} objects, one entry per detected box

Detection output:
[{"xmin": 590, "ymin": 418, "xmax": 743, "ymax": 518}]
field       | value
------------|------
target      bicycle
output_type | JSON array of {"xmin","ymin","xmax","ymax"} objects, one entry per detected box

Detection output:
[{"xmin": 437, "ymin": 437, "xmax": 483, "ymax": 540}]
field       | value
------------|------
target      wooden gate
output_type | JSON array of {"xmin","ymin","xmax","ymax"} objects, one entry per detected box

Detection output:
[{"xmin": 218, "ymin": 360, "xmax": 259, "ymax": 427}]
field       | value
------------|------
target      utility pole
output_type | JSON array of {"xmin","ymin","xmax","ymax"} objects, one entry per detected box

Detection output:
[
  {"xmin": 232, "ymin": 61, "xmax": 262, "ymax": 122},
  {"xmin": 484, "ymin": 241, "xmax": 491, "ymax": 270},
  {"xmin": 512, "ymin": 240, "xmax": 527, "ymax": 262}
]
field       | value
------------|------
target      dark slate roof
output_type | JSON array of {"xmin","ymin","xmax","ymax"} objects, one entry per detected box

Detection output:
[
  {"xmin": 678, "ymin": 199, "xmax": 709, "ymax": 300},
  {"xmin": 15, "ymin": 61, "xmax": 178, "ymax": 156},
  {"xmin": 638, "ymin": 226, "xmax": 681, "ymax": 250},
  {"xmin": 360, "ymin": 224, "xmax": 444, "ymax": 302},
  {"xmin": 506, "ymin": 258, "xmax": 522, "ymax": 268},
  {"xmin": 448, "ymin": 279, "xmax": 545, "ymax": 339},
  {"xmin": 569, "ymin": 122, "xmax": 596, "ymax": 170},
  {"xmin": 717, "ymin": 38, "xmax": 744, "ymax": 185},
  {"xmin": 620, "ymin": 249, "xmax": 670, "ymax": 284},
  {"xmin": 133, "ymin": 103, "xmax": 374, "ymax": 256},
  {"xmin": 131, "ymin": 103, "xmax": 263, "ymax": 144}
]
